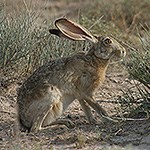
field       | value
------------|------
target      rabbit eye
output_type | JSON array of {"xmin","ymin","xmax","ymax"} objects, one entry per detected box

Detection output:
[{"xmin": 103, "ymin": 37, "xmax": 112, "ymax": 45}]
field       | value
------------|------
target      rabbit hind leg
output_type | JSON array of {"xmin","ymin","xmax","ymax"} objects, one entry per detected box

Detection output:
[
  {"xmin": 30, "ymin": 100, "xmax": 65, "ymax": 132},
  {"xmin": 42, "ymin": 100, "xmax": 75, "ymax": 129},
  {"xmin": 30, "ymin": 93, "xmax": 76, "ymax": 132}
]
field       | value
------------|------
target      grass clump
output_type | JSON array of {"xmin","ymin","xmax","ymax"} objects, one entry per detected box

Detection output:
[
  {"xmin": 118, "ymin": 28, "xmax": 150, "ymax": 118},
  {"xmin": 0, "ymin": 9, "xmax": 43, "ymax": 79},
  {"xmin": 0, "ymin": 7, "xmax": 88, "ymax": 84}
]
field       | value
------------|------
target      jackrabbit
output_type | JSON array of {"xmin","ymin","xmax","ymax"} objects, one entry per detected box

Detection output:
[{"xmin": 17, "ymin": 18, "xmax": 126, "ymax": 132}]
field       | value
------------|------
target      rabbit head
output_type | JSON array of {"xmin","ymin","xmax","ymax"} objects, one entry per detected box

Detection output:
[
  {"xmin": 49, "ymin": 18, "xmax": 126, "ymax": 60},
  {"xmin": 92, "ymin": 36, "xmax": 126, "ymax": 59}
]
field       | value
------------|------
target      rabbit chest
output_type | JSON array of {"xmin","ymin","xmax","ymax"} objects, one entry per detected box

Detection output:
[
  {"xmin": 78, "ymin": 65, "xmax": 107, "ymax": 93},
  {"xmin": 58, "ymin": 57, "xmax": 108, "ymax": 95}
]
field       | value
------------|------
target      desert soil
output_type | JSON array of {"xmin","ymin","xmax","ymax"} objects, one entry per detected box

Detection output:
[{"xmin": 0, "ymin": 0, "xmax": 150, "ymax": 149}]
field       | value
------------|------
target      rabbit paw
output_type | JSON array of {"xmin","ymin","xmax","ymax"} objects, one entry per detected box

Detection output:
[{"xmin": 101, "ymin": 115, "xmax": 118, "ymax": 123}]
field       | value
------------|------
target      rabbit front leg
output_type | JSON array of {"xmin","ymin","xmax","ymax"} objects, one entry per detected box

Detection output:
[
  {"xmin": 83, "ymin": 96, "xmax": 118, "ymax": 122},
  {"xmin": 78, "ymin": 99, "xmax": 96, "ymax": 124}
]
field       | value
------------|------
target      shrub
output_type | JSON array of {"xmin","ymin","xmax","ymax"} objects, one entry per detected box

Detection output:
[
  {"xmin": 118, "ymin": 28, "xmax": 150, "ymax": 117},
  {"xmin": 0, "ymin": 7, "xmax": 89, "ymax": 83}
]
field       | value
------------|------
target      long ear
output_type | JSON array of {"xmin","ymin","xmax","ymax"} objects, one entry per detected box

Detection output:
[{"xmin": 52, "ymin": 18, "xmax": 98, "ymax": 43}]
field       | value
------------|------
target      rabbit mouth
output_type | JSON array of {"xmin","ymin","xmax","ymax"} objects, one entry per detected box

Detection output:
[{"xmin": 114, "ymin": 47, "xmax": 126, "ymax": 58}]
